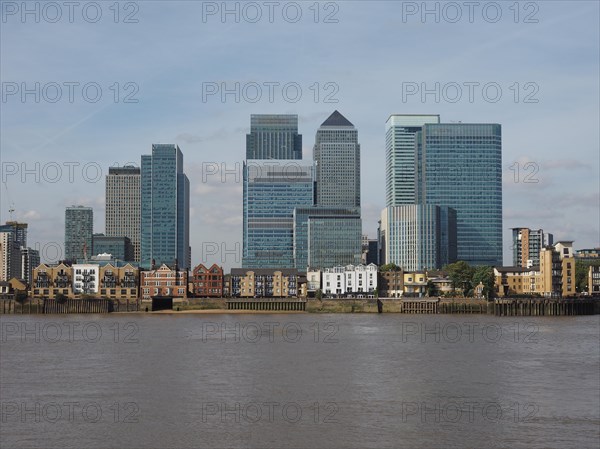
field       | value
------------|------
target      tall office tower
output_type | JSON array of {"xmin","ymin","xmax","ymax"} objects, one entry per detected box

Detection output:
[
  {"xmin": 415, "ymin": 123, "xmax": 502, "ymax": 266},
  {"xmin": 293, "ymin": 207, "xmax": 362, "ymax": 270},
  {"xmin": 243, "ymin": 161, "xmax": 315, "ymax": 268},
  {"xmin": 313, "ymin": 110, "xmax": 360, "ymax": 209},
  {"xmin": 246, "ymin": 114, "xmax": 302, "ymax": 160},
  {"xmin": 379, "ymin": 205, "xmax": 457, "ymax": 271},
  {"xmin": 512, "ymin": 227, "xmax": 553, "ymax": 268},
  {"xmin": 385, "ymin": 114, "xmax": 440, "ymax": 206},
  {"xmin": 141, "ymin": 144, "xmax": 190, "ymax": 269},
  {"xmin": 65, "ymin": 206, "xmax": 93, "ymax": 262},
  {"xmin": 105, "ymin": 166, "xmax": 141, "ymax": 262}
]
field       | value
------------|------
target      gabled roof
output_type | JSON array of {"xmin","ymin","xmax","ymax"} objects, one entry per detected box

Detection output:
[{"xmin": 321, "ymin": 110, "xmax": 353, "ymax": 127}]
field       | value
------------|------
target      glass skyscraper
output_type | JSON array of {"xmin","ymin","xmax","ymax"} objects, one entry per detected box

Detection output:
[
  {"xmin": 385, "ymin": 114, "xmax": 440, "ymax": 206},
  {"xmin": 313, "ymin": 110, "xmax": 360, "ymax": 210},
  {"xmin": 141, "ymin": 144, "xmax": 190, "ymax": 269},
  {"xmin": 415, "ymin": 123, "xmax": 502, "ymax": 266},
  {"xmin": 293, "ymin": 207, "xmax": 362, "ymax": 270},
  {"xmin": 105, "ymin": 166, "xmax": 141, "ymax": 262},
  {"xmin": 379, "ymin": 205, "xmax": 457, "ymax": 271},
  {"xmin": 246, "ymin": 114, "xmax": 302, "ymax": 160},
  {"xmin": 242, "ymin": 161, "xmax": 315, "ymax": 268},
  {"xmin": 65, "ymin": 206, "xmax": 93, "ymax": 261}
]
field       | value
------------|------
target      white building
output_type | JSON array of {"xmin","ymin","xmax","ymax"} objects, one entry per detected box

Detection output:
[
  {"xmin": 322, "ymin": 264, "xmax": 378, "ymax": 297},
  {"xmin": 307, "ymin": 269, "xmax": 321, "ymax": 292},
  {"xmin": 72, "ymin": 264, "xmax": 100, "ymax": 294}
]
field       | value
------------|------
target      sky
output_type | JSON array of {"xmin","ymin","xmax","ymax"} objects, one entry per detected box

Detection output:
[{"xmin": 1, "ymin": 0, "xmax": 599, "ymax": 271}]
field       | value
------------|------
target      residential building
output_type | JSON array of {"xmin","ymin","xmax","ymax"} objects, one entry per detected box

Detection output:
[
  {"xmin": 140, "ymin": 263, "xmax": 188, "ymax": 300},
  {"xmin": 65, "ymin": 206, "xmax": 93, "ymax": 262},
  {"xmin": 141, "ymin": 144, "xmax": 190, "ymax": 269},
  {"xmin": 192, "ymin": 263, "xmax": 224, "ymax": 297},
  {"xmin": 293, "ymin": 206, "xmax": 362, "ymax": 270},
  {"xmin": 31, "ymin": 263, "xmax": 74, "ymax": 299},
  {"xmin": 92, "ymin": 234, "xmax": 134, "ymax": 261},
  {"xmin": 21, "ymin": 247, "xmax": 40, "ymax": 286},
  {"xmin": 306, "ymin": 269, "xmax": 321, "ymax": 293},
  {"xmin": 105, "ymin": 166, "xmax": 141, "ymax": 262},
  {"xmin": 72, "ymin": 264, "xmax": 100, "ymax": 295},
  {"xmin": 242, "ymin": 160, "xmax": 315, "ymax": 269},
  {"xmin": 0, "ymin": 231, "xmax": 20, "ymax": 281},
  {"xmin": 246, "ymin": 114, "xmax": 302, "ymax": 160},
  {"xmin": 511, "ymin": 227, "xmax": 553, "ymax": 267},
  {"xmin": 322, "ymin": 264, "xmax": 378, "ymax": 297},
  {"xmin": 385, "ymin": 114, "xmax": 440, "ymax": 206},
  {"xmin": 0, "ymin": 221, "xmax": 27, "ymax": 248},
  {"xmin": 403, "ymin": 271, "xmax": 427, "ymax": 297},
  {"xmin": 313, "ymin": 110, "xmax": 360, "ymax": 209},
  {"xmin": 98, "ymin": 263, "xmax": 138, "ymax": 300},
  {"xmin": 230, "ymin": 268, "xmax": 300, "ymax": 298},
  {"xmin": 378, "ymin": 268, "xmax": 404, "ymax": 298},
  {"xmin": 0, "ymin": 278, "xmax": 27, "ymax": 299},
  {"xmin": 415, "ymin": 123, "xmax": 502, "ymax": 266}
]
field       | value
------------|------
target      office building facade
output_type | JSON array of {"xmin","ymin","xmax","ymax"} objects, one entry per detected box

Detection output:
[
  {"xmin": 242, "ymin": 161, "xmax": 315, "ymax": 269},
  {"xmin": 379, "ymin": 204, "xmax": 457, "ymax": 271},
  {"xmin": 246, "ymin": 114, "xmax": 302, "ymax": 160},
  {"xmin": 415, "ymin": 123, "xmax": 502, "ymax": 266},
  {"xmin": 92, "ymin": 234, "xmax": 134, "ymax": 261},
  {"xmin": 385, "ymin": 114, "xmax": 440, "ymax": 206},
  {"xmin": 141, "ymin": 144, "xmax": 190, "ymax": 269},
  {"xmin": 105, "ymin": 166, "xmax": 141, "ymax": 262}
]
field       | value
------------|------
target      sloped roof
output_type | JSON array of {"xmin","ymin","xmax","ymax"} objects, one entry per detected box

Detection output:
[{"xmin": 321, "ymin": 110, "xmax": 353, "ymax": 127}]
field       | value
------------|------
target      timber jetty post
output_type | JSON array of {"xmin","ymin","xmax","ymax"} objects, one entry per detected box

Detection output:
[{"xmin": 227, "ymin": 298, "xmax": 306, "ymax": 311}]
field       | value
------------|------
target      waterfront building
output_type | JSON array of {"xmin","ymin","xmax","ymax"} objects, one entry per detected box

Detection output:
[
  {"xmin": 321, "ymin": 264, "xmax": 377, "ymax": 297},
  {"xmin": 230, "ymin": 268, "xmax": 299, "ymax": 298},
  {"xmin": 140, "ymin": 263, "xmax": 188, "ymax": 300},
  {"xmin": 192, "ymin": 263, "xmax": 224, "ymax": 297}
]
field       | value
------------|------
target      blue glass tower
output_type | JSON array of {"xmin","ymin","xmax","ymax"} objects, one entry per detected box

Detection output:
[
  {"xmin": 415, "ymin": 124, "xmax": 502, "ymax": 266},
  {"xmin": 141, "ymin": 144, "xmax": 190, "ymax": 269},
  {"xmin": 242, "ymin": 161, "xmax": 315, "ymax": 268}
]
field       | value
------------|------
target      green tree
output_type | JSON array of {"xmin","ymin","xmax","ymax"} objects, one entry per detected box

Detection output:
[
  {"xmin": 472, "ymin": 266, "xmax": 495, "ymax": 299},
  {"xmin": 55, "ymin": 293, "xmax": 68, "ymax": 304},
  {"xmin": 426, "ymin": 280, "xmax": 438, "ymax": 297},
  {"xmin": 315, "ymin": 289, "xmax": 323, "ymax": 301},
  {"xmin": 379, "ymin": 263, "xmax": 401, "ymax": 272},
  {"xmin": 443, "ymin": 261, "xmax": 475, "ymax": 295}
]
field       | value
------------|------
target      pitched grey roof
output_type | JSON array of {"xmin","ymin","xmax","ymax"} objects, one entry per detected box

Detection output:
[{"xmin": 321, "ymin": 110, "xmax": 353, "ymax": 127}]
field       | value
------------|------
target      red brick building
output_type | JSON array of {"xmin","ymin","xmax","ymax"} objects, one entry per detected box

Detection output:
[
  {"xmin": 140, "ymin": 263, "xmax": 188, "ymax": 300},
  {"xmin": 192, "ymin": 263, "xmax": 223, "ymax": 297}
]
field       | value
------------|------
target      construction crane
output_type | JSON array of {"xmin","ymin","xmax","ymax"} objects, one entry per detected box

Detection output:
[{"xmin": 2, "ymin": 181, "xmax": 15, "ymax": 221}]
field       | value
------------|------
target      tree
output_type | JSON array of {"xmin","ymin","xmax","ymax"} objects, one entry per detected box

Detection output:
[
  {"xmin": 426, "ymin": 280, "xmax": 438, "ymax": 297},
  {"xmin": 380, "ymin": 263, "xmax": 401, "ymax": 272},
  {"xmin": 443, "ymin": 261, "xmax": 475, "ymax": 295},
  {"xmin": 55, "ymin": 293, "xmax": 68, "ymax": 304},
  {"xmin": 472, "ymin": 266, "xmax": 495, "ymax": 299},
  {"xmin": 315, "ymin": 289, "xmax": 323, "ymax": 301}
]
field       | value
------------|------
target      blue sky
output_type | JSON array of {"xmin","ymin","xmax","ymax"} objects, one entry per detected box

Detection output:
[{"xmin": 1, "ymin": 1, "xmax": 598, "ymax": 269}]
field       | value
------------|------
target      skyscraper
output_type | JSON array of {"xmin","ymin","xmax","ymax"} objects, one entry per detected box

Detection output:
[
  {"xmin": 385, "ymin": 114, "xmax": 440, "ymax": 206},
  {"xmin": 512, "ymin": 227, "xmax": 553, "ymax": 268},
  {"xmin": 141, "ymin": 144, "xmax": 190, "ymax": 269},
  {"xmin": 246, "ymin": 114, "xmax": 302, "ymax": 160},
  {"xmin": 0, "ymin": 231, "xmax": 20, "ymax": 281},
  {"xmin": 65, "ymin": 206, "xmax": 93, "ymax": 261},
  {"xmin": 313, "ymin": 110, "xmax": 360, "ymax": 209},
  {"xmin": 0, "ymin": 221, "xmax": 28, "ymax": 248},
  {"xmin": 105, "ymin": 166, "xmax": 141, "ymax": 262},
  {"xmin": 415, "ymin": 123, "xmax": 502, "ymax": 266},
  {"xmin": 243, "ymin": 160, "xmax": 315, "ymax": 268},
  {"xmin": 379, "ymin": 205, "xmax": 457, "ymax": 271}
]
